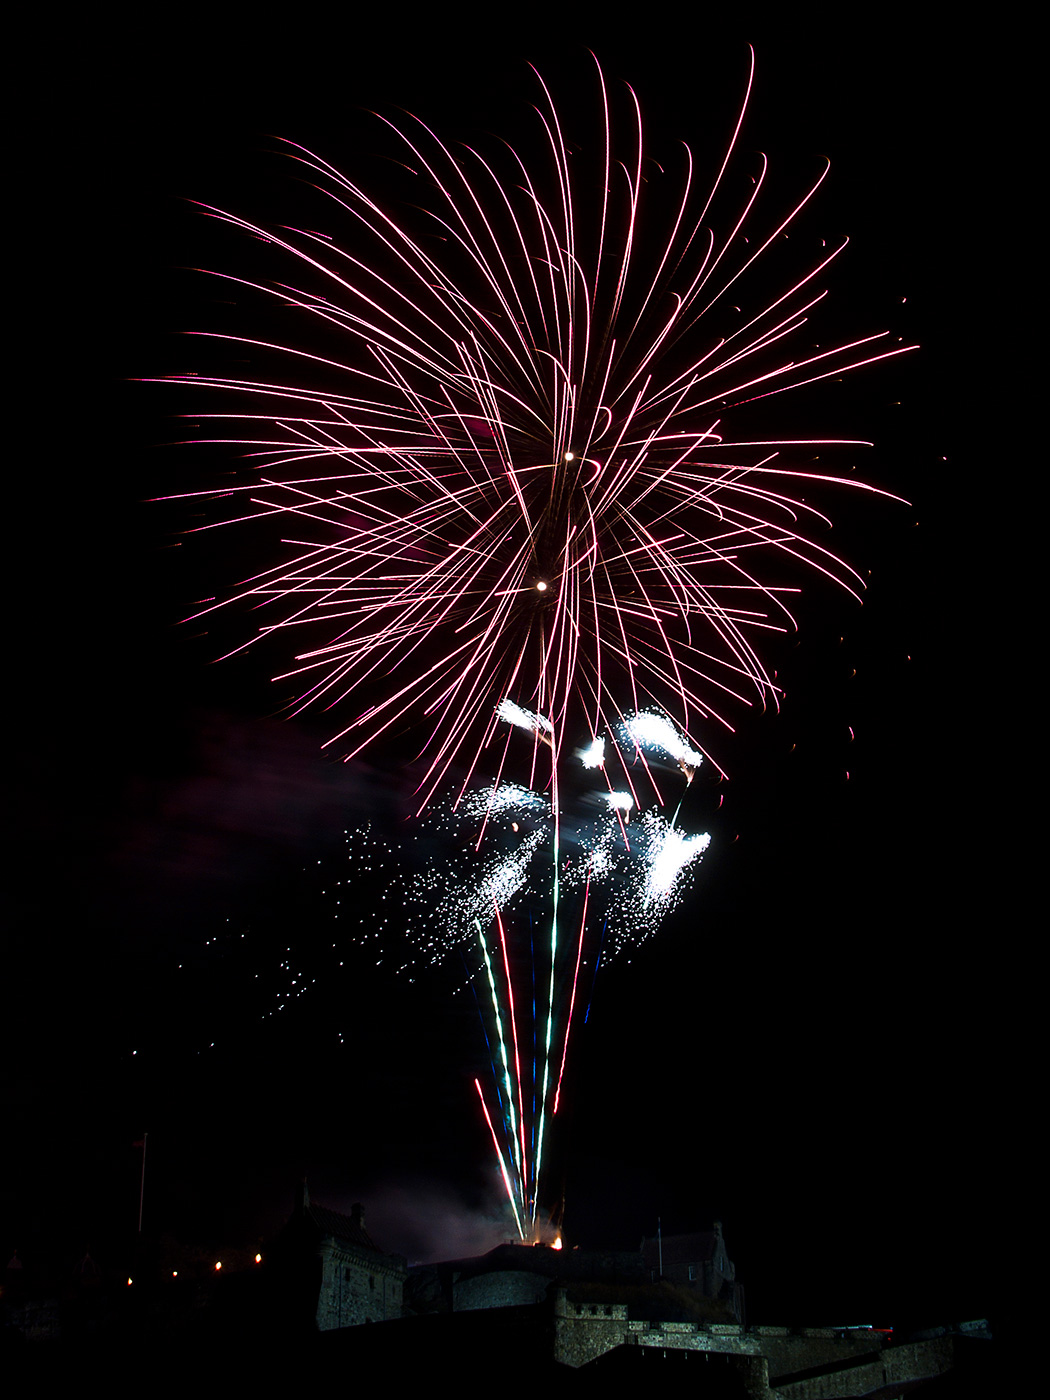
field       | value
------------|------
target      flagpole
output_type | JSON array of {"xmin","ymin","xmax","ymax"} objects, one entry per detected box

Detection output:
[{"xmin": 138, "ymin": 1133, "xmax": 148, "ymax": 1234}]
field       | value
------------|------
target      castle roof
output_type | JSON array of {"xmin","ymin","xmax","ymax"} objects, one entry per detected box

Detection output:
[
  {"xmin": 641, "ymin": 1226, "xmax": 724, "ymax": 1271},
  {"xmin": 290, "ymin": 1186, "xmax": 384, "ymax": 1254},
  {"xmin": 303, "ymin": 1203, "xmax": 380, "ymax": 1252}
]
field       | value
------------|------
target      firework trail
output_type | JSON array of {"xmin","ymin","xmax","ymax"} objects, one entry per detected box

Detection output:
[
  {"xmin": 338, "ymin": 705, "xmax": 711, "ymax": 1229},
  {"xmin": 163, "ymin": 53, "xmax": 913, "ymax": 1230}
]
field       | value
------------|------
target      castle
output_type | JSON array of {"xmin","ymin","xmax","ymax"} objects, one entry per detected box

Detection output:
[
  {"xmin": 274, "ymin": 1191, "xmax": 987, "ymax": 1392},
  {"xmin": 275, "ymin": 1184, "xmax": 406, "ymax": 1330},
  {"xmin": 3, "ymin": 1188, "xmax": 991, "ymax": 1390}
]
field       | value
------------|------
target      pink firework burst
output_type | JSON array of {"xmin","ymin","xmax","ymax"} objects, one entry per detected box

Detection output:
[{"xmin": 164, "ymin": 53, "xmax": 912, "ymax": 810}]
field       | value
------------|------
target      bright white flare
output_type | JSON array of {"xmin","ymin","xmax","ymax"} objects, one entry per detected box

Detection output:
[
  {"xmin": 640, "ymin": 822, "xmax": 712, "ymax": 908},
  {"xmin": 604, "ymin": 791, "xmax": 634, "ymax": 812},
  {"xmin": 497, "ymin": 699, "xmax": 553, "ymax": 737},
  {"xmin": 383, "ymin": 715, "xmax": 713, "ymax": 971},
  {"xmin": 579, "ymin": 737, "xmax": 606, "ymax": 769},
  {"xmin": 624, "ymin": 712, "xmax": 705, "ymax": 771}
]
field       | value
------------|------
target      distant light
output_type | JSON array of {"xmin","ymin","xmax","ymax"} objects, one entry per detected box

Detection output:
[
  {"xmin": 564, "ymin": 451, "xmax": 574, "ymax": 461},
  {"xmin": 255, "ymin": 1254, "xmax": 262, "ymax": 1264},
  {"xmin": 172, "ymin": 1270, "xmax": 178, "ymax": 1278},
  {"xmin": 127, "ymin": 1277, "xmax": 133, "ymax": 1287},
  {"xmin": 552, "ymin": 1236, "xmax": 563, "ymax": 1251},
  {"xmin": 536, "ymin": 581, "xmax": 548, "ymax": 592},
  {"xmin": 215, "ymin": 1261, "xmax": 222, "ymax": 1271}
]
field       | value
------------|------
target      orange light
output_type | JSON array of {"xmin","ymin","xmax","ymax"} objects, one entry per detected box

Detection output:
[
  {"xmin": 215, "ymin": 1261, "xmax": 222, "ymax": 1271},
  {"xmin": 255, "ymin": 1254, "xmax": 262, "ymax": 1264},
  {"xmin": 552, "ymin": 1236, "xmax": 563, "ymax": 1251}
]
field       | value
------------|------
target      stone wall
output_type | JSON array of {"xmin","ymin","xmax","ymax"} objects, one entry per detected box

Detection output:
[
  {"xmin": 454, "ymin": 1268, "xmax": 550, "ymax": 1311},
  {"xmin": 773, "ymin": 1335, "xmax": 954, "ymax": 1398},
  {"xmin": 316, "ymin": 1244, "xmax": 404, "ymax": 1331},
  {"xmin": 552, "ymin": 1294, "xmax": 631, "ymax": 1367},
  {"xmin": 550, "ymin": 1289, "xmax": 959, "ymax": 1394},
  {"xmin": 756, "ymin": 1327, "xmax": 886, "ymax": 1380}
]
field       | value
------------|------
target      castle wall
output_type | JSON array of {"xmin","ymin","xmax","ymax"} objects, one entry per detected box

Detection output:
[
  {"xmin": 454, "ymin": 1268, "xmax": 550, "ymax": 1311},
  {"xmin": 551, "ymin": 1292, "xmax": 957, "ymax": 1390},
  {"xmin": 316, "ymin": 1244, "xmax": 404, "ymax": 1331},
  {"xmin": 773, "ymin": 1335, "xmax": 954, "ymax": 1398}
]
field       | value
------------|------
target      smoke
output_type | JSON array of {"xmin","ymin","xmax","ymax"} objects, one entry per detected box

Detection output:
[
  {"xmin": 344, "ymin": 1177, "xmax": 519, "ymax": 1264},
  {"xmin": 96, "ymin": 708, "xmax": 398, "ymax": 942}
]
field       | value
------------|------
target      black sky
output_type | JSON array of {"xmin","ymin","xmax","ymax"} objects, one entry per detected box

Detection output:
[{"xmin": 10, "ymin": 11, "xmax": 1004, "ymax": 1336}]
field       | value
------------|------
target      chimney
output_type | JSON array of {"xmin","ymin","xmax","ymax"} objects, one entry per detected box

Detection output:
[{"xmin": 351, "ymin": 1202, "xmax": 365, "ymax": 1232}]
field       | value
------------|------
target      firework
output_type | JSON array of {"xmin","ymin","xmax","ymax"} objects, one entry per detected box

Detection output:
[
  {"xmin": 165, "ymin": 54, "xmax": 913, "ymax": 1231},
  {"xmin": 165, "ymin": 50, "xmax": 911, "ymax": 804},
  {"xmin": 337, "ymin": 704, "xmax": 711, "ymax": 1229}
]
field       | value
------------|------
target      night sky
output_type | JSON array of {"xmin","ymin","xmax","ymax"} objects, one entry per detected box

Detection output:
[{"xmin": 10, "ymin": 13, "xmax": 1002, "ymax": 1339}]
